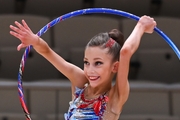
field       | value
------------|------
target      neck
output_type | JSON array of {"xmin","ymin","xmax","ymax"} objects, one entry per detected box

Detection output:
[{"xmin": 86, "ymin": 82, "xmax": 111, "ymax": 98}]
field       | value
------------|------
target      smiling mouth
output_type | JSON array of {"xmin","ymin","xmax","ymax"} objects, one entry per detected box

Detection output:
[{"xmin": 89, "ymin": 76, "xmax": 100, "ymax": 81}]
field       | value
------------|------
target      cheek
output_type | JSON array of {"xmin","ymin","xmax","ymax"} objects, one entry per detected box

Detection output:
[
  {"xmin": 83, "ymin": 70, "xmax": 89, "ymax": 80},
  {"xmin": 83, "ymin": 67, "xmax": 90, "ymax": 77},
  {"xmin": 83, "ymin": 67, "xmax": 87, "ymax": 74},
  {"xmin": 98, "ymin": 67, "xmax": 110, "ymax": 76},
  {"xmin": 102, "ymin": 65, "xmax": 113, "ymax": 74}
]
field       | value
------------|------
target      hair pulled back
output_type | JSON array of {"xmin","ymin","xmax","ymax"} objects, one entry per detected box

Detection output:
[{"xmin": 86, "ymin": 29, "xmax": 124, "ymax": 61}]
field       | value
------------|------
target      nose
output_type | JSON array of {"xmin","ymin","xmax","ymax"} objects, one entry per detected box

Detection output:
[{"xmin": 85, "ymin": 65, "xmax": 95, "ymax": 74}]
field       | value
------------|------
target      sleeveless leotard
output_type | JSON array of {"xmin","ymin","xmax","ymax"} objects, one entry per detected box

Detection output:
[{"xmin": 64, "ymin": 85, "xmax": 108, "ymax": 120}]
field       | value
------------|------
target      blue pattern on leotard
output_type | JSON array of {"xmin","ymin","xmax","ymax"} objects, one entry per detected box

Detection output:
[{"xmin": 64, "ymin": 86, "xmax": 108, "ymax": 120}]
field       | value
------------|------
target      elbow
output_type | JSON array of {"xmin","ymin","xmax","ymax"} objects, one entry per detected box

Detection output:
[{"xmin": 120, "ymin": 46, "xmax": 133, "ymax": 57}]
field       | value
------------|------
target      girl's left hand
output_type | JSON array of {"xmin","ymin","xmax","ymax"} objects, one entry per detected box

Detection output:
[{"xmin": 138, "ymin": 15, "xmax": 157, "ymax": 34}]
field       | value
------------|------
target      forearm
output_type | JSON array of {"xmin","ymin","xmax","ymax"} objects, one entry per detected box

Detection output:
[
  {"xmin": 32, "ymin": 37, "xmax": 70, "ymax": 78},
  {"xmin": 32, "ymin": 37, "xmax": 87, "ymax": 88},
  {"xmin": 33, "ymin": 37, "xmax": 51, "ymax": 55},
  {"xmin": 121, "ymin": 23, "xmax": 145, "ymax": 56}
]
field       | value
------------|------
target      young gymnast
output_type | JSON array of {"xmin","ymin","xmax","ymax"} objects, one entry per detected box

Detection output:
[{"xmin": 10, "ymin": 15, "xmax": 156, "ymax": 120}]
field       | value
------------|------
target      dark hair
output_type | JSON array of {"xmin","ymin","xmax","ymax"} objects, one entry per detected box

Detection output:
[{"xmin": 85, "ymin": 29, "xmax": 124, "ymax": 61}]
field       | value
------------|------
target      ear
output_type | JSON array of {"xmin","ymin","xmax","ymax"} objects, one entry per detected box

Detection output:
[{"xmin": 112, "ymin": 61, "xmax": 119, "ymax": 73}]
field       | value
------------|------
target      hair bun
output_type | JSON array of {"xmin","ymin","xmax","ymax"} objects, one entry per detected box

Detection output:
[{"xmin": 108, "ymin": 29, "xmax": 124, "ymax": 47}]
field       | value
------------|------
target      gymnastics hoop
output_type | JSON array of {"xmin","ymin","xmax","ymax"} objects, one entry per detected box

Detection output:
[{"xmin": 17, "ymin": 8, "xmax": 180, "ymax": 120}]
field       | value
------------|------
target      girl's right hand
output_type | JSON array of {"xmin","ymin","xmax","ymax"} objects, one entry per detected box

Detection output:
[
  {"xmin": 137, "ymin": 15, "xmax": 157, "ymax": 34},
  {"xmin": 10, "ymin": 20, "xmax": 39, "ymax": 51}
]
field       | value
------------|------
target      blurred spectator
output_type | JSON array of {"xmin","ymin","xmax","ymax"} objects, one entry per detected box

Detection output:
[
  {"xmin": 15, "ymin": 0, "xmax": 27, "ymax": 14},
  {"xmin": 149, "ymin": 0, "xmax": 162, "ymax": 16}
]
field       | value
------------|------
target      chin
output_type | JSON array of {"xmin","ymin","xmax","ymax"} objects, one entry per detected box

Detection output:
[{"xmin": 89, "ymin": 80, "xmax": 101, "ymax": 87}]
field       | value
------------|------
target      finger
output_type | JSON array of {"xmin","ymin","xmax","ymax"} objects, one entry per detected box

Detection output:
[
  {"xmin": 22, "ymin": 20, "xmax": 32, "ymax": 32},
  {"xmin": 154, "ymin": 21, "xmax": 157, "ymax": 26},
  {"xmin": 10, "ymin": 30, "xmax": 24, "ymax": 41},
  {"xmin": 17, "ymin": 43, "xmax": 27, "ymax": 51},
  {"xmin": 15, "ymin": 21, "xmax": 27, "ymax": 31},
  {"xmin": 10, "ymin": 25, "xmax": 25, "ymax": 36}
]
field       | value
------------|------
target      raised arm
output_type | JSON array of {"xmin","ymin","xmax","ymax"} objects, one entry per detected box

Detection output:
[
  {"xmin": 10, "ymin": 20, "xmax": 88, "ymax": 88},
  {"xmin": 114, "ymin": 16, "xmax": 157, "ymax": 106}
]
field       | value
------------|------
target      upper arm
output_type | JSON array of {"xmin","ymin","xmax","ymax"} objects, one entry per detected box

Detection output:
[
  {"xmin": 113, "ymin": 23, "xmax": 146, "ymax": 100},
  {"xmin": 108, "ymin": 50, "xmax": 131, "ymax": 112},
  {"xmin": 113, "ymin": 47, "xmax": 131, "ymax": 104}
]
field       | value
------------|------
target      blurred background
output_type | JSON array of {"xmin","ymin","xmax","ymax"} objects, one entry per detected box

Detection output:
[{"xmin": 0, "ymin": 0, "xmax": 180, "ymax": 120}]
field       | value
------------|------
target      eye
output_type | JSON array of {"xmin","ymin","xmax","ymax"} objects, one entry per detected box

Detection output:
[
  {"xmin": 95, "ymin": 61, "xmax": 103, "ymax": 66},
  {"xmin": 84, "ymin": 61, "xmax": 89, "ymax": 65}
]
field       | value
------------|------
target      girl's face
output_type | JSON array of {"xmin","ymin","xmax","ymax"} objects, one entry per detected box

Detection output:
[{"xmin": 84, "ymin": 46, "xmax": 118, "ymax": 87}]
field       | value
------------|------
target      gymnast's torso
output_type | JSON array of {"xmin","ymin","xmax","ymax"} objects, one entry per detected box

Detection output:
[{"xmin": 64, "ymin": 84, "xmax": 120, "ymax": 120}]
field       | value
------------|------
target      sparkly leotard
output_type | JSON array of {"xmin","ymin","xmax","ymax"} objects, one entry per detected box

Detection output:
[{"xmin": 64, "ymin": 85, "xmax": 108, "ymax": 120}]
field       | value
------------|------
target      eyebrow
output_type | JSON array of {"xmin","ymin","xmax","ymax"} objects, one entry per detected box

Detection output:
[{"xmin": 84, "ymin": 57, "xmax": 103, "ymax": 60}]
